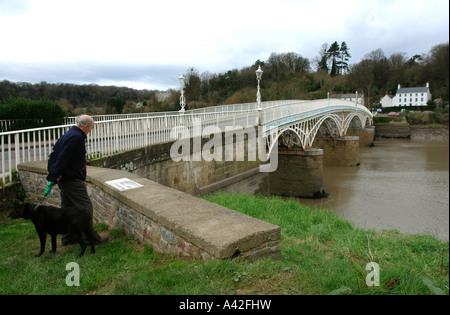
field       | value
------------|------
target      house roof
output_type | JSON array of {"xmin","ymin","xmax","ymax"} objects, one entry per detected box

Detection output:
[
  {"xmin": 397, "ymin": 87, "xmax": 428, "ymax": 94},
  {"xmin": 330, "ymin": 94, "xmax": 360, "ymax": 98}
]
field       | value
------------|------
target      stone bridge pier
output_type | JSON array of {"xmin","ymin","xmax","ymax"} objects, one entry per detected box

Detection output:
[
  {"xmin": 267, "ymin": 127, "xmax": 374, "ymax": 198},
  {"xmin": 268, "ymin": 147, "xmax": 325, "ymax": 198},
  {"xmin": 314, "ymin": 136, "xmax": 360, "ymax": 166}
]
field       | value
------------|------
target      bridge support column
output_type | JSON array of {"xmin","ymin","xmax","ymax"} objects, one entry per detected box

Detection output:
[
  {"xmin": 268, "ymin": 147, "xmax": 325, "ymax": 199},
  {"xmin": 346, "ymin": 127, "xmax": 375, "ymax": 147},
  {"xmin": 314, "ymin": 136, "xmax": 360, "ymax": 166}
]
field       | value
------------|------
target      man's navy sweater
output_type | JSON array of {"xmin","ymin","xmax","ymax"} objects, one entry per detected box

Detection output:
[{"xmin": 47, "ymin": 126, "xmax": 87, "ymax": 182}]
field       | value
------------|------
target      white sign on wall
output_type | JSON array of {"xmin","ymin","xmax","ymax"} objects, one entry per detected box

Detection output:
[{"xmin": 105, "ymin": 178, "xmax": 143, "ymax": 191}]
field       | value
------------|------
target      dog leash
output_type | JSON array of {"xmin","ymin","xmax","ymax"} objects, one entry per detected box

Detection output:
[
  {"xmin": 34, "ymin": 195, "xmax": 46, "ymax": 211},
  {"xmin": 34, "ymin": 182, "xmax": 54, "ymax": 211}
]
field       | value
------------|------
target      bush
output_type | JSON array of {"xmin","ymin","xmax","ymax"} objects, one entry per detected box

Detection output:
[
  {"xmin": 373, "ymin": 116, "xmax": 392, "ymax": 124},
  {"xmin": 406, "ymin": 112, "xmax": 449, "ymax": 125},
  {"xmin": 0, "ymin": 97, "xmax": 66, "ymax": 130}
]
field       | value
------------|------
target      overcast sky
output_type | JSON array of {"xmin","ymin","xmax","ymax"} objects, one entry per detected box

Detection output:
[{"xmin": 1, "ymin": 0, "xmax": 448, "ymax": 91}]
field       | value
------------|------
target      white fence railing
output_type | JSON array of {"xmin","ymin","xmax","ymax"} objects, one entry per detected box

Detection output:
[
  {"xmin": 1, "ymin": 110, "xmax": 258, "ymax": 185},
  {"xmin": 1, "ymin": 99, "xmax": 372, "ymax": 185},
  {"xmin": 62, "ymin": 100, "xmax": 301, "ymax": 124},
  {"xmin": 261, "ymin": 99, "xmax": 372, "ymax": 126}
]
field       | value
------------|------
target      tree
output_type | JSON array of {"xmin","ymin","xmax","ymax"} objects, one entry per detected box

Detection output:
[
  {"xmin": 327, "ymin": 41, "xmax": 340, "ymax": 77},
  {"xmin": 422, "ymin": 42, "xmax": 449, "ymax": 100},
  {"xmin": 316, "ymin": 43, "xmax": 329, "ymax": 73},
  {"xmin": 185, "ymin": 67, "xmax": 202, "ymax": 103},
  {"xmin": 317, "ymin": 41, "xmax": 351, "ymax": 76},
  {"xmin": 106, "ymin": 97, "xmax": 124, "ymax": 114},
  {"xmin": 0, "ymin": 97, "xmax": 66, "ymax": 130},
  {"xmin": 267, "ymin": 52, "xmax": 310, "ymax": 79},
  {"xmin": 337, "ymin": 41, "xmax": 351, "ymax": 74}
]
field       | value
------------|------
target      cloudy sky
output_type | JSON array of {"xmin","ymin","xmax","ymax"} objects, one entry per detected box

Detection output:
[{"xmin": 0, "ymin": 0, "xmax": 448, "ymax": 91}]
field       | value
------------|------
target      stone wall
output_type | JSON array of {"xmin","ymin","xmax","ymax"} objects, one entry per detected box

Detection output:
[
  {"xmin": 267, "ymin": 148, "xmax": 325, "ymax": 198},
  {"xmin": 346, "ymin": 127, "xmax": 375, "ymax": 146},
  {"xmin": 375, "ymin": 123, "xmax": 411, "ymax": 138},
  {"xmin": 87, "ymin": 130, "xmax": 261, "ymax": 196},
  {"xmin": 314, "ymin": 136, "xmax": 360, "ymax": 166},
  {"xmin": 18, "ymin": 161, "xmax": 281, "ymax": 261},
  {"xmin": 0, "ymin": 182, "xmax": 22, "ymax": 212}
]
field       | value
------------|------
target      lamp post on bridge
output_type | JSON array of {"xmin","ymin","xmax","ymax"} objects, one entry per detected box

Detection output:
[
  {"xmin": 355, "ymin": 91, "xmax": 358, "ymax": 110},
  {"xmin": 178, "ymin": 74, "xmax": 186, "ymax": 114},
  {"xmin": 256, "ymin": 65, "xmax": 263, "ymax": 110},
  {"xmin": 256, "ymin": 65, "xmax": 263, "ymax": 125},
  {"xmin": 328, "ymin": 92, "xmax": 330, "ymax": 106}
]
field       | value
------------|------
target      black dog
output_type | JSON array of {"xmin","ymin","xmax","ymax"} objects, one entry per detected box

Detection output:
[{"xmin": 8, "ymin": 203, "xmax": 100, "ymax": 257}]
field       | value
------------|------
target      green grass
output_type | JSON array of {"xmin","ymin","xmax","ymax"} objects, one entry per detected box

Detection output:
[{"xmin": 0, "ymin": 193, "xmax": 448, "ymax": 295}]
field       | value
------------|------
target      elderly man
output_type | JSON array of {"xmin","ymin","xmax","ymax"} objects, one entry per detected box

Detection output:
[{"xmin": 47, "ymin": 114, "xmax": 106, "ymax": 246}]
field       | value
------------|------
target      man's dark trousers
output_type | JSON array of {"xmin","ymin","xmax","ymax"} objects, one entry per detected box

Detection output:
[{"xmin": 58, "ymin": 179, "xmax": 97, "ymax": 245}]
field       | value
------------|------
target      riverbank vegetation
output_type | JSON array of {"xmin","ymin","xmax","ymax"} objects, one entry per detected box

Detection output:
[
  {"xmin": 374, "ymin": 111, "xmax": 449, "ymax": 126},
  {"xmin": 1, "ymin": 193, "xmax": 447, "ymax": 295},
  {"xmin": 1, "ymin": 42, "xmax": 448, "ymax": 115}
]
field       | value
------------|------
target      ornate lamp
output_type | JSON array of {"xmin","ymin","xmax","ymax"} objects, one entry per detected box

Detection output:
[
  {"xmin": 256, "ymin": 66, "xmax": 263, "ymax": 110},
  {"xmin": 178, "ymin": 74, "xmax": 186, "ymax": 113}
]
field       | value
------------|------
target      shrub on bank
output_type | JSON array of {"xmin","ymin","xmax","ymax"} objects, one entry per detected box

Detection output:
[{"xmin": 406, "ymin": 112, "xmax": 449, "ymax": 125}]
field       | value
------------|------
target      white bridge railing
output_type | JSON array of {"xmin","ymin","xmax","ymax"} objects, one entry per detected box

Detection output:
[
  {"xmin": 1, "ymin": 110, "xmax": 258, "ymax": 185},
  {"xmin": 1, "ymin": 99, "xmax": 372, "ymax": 185}
]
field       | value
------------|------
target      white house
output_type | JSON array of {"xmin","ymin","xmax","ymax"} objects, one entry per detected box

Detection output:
[
  {"xmin": 392, "ymin": 82, "xmax": 432, "ymax": 107},
  {"xmin": 380, "ymin": 93, "xmax": 393, "ymax": 108}
]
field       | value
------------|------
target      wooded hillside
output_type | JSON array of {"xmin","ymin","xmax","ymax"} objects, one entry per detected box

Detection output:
[{"xmin": 1, "ymin": 42, "xmax": 448, "ymax": 115}]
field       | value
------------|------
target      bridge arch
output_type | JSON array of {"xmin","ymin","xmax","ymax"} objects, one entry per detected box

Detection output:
[
  {"xmin": 344, "ymin": 113, "xmax": 362, "ymax": 134},
  {"xmin": 265, "ymin": 114, "xmax": 373, "ymax": 158},
  {"xmin": 266, "ymin": 127, "xmax": 305, "ymax": 158},
  {"xmin": 265, "ymin": 112, "xmax": 347, "ymax": 157}
]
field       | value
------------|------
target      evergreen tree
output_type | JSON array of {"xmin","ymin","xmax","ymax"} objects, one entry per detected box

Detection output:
[
  {"xmin": 327, "ymin": 41, "xmax": 340, "ymax": 77},
  {"xmin": 338, "ymin": 41, "xmax": 351, "ymax": 74}
]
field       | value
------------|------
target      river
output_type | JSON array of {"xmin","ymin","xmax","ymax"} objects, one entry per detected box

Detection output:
[{"xmin": 220, "ymin": 138, "xmax": 449, "ymax": 242}]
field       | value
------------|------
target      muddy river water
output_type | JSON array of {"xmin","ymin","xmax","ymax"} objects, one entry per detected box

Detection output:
[{"xmin": 220, "ymin": 138, "xmax": 449, "ymax": 241}]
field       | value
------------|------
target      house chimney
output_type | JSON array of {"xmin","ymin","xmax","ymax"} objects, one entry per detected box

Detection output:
[
  {"xmin": 398, "ymin": 84, "xmax": 401, "ymax": 90},
  {"xmin": 426, "ymin": 82, "xmax": 429, "ymax": 88}
]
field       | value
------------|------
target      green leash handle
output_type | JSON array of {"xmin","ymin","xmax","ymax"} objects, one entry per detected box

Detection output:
[
  {"xmin": 44, "ymin": 181, "xmax": 54, "ymax": 197},
  {"xmin": 35, "ymin": 181, "xmax": 55, "ymax": 211}
]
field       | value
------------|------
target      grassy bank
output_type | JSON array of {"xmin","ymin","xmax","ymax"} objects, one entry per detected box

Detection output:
[{"xmin": 0, "ymin": 193, "xmax": 448, "ymax": 295}]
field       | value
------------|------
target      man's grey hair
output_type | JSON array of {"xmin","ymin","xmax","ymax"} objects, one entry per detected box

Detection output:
[{"xmin": 76, "ymin": 115, "xmax": 94, "ymax": 127}]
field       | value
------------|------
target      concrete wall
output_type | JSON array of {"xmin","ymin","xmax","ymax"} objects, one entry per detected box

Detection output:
[
  {"xmin": 18, "ymin": 161, "xmax": 281, "ymax": 261},
  {"xmin": 87, "ymin": 131, "xmax": 261, "ymax": 196}
]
